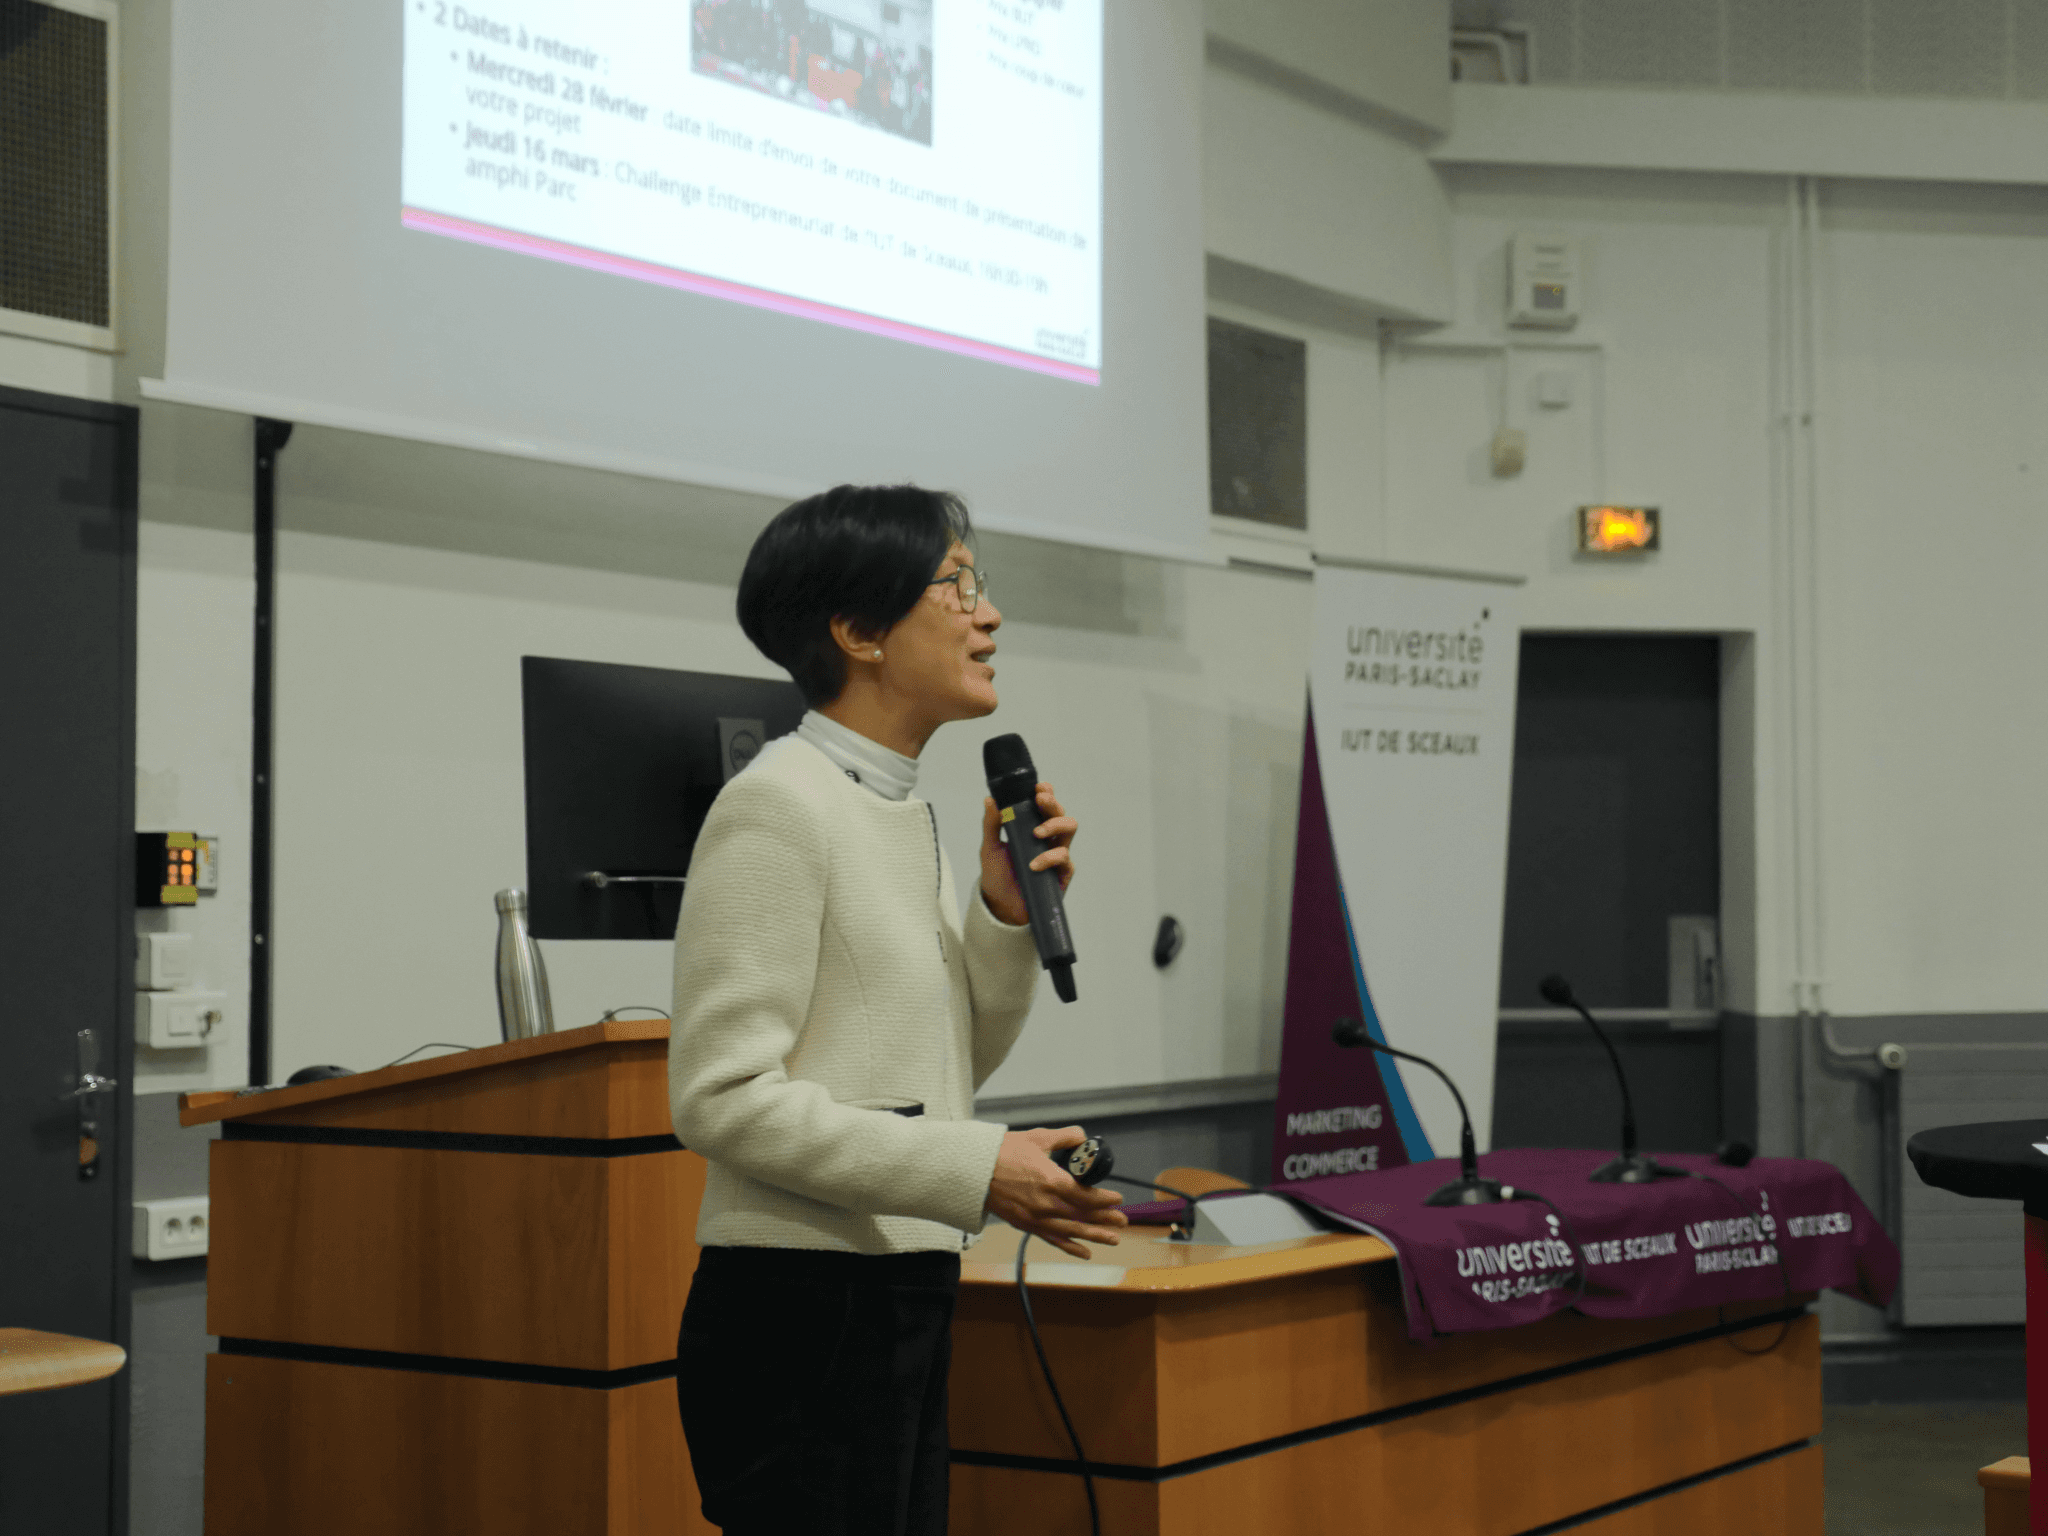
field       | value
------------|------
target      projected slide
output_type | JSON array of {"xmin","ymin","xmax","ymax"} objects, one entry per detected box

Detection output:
[{"xmin": 402, "ymin": 1, "xmax": 1104, "ymax": 383}]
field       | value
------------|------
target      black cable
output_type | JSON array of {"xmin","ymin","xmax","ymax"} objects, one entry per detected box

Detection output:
[
  {"xmin": 1505, "ymin": 1185, "xmax": 1591, "ymax": 1312},
  {"xmin": 1653, "ymin": 1163, "xmax": 1795, "ymax": 1353},
  {"xmin": 1100, "ymin": 1173, "xmax": 1201, "ymax": 1205},
  {"xmin": 380, "ymin": 1041, "xmax": 475, "ymax": 1069},
  {"xmin": 1004, "ymin": 1171, "xmax": 1223, "ymax": 1536},
  {"xmin": 1099, "ymin": 1172, "xmax": 1207, "ymax": 1237},
  {"xmin": 598, "ymin": 1006, "xmax": 671, "ymax": 1021},
  {"xmin": 1099, "ymin": 1172, "xmax": 1324, "ymax": 1242},
  {"xmin": 1013, "ymin": 1232, "xmax": 1100, "ymax": 1536}
]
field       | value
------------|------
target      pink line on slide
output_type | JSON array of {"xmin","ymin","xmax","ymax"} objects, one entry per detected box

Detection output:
[{"xmin": 401, "ymin": 206, "xmax": 1099, "ymax": 386}]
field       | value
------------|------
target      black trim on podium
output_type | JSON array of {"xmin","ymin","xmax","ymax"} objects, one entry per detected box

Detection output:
[
  {"xmin": 218, "ymin": 1336, "xmax": 679, "ymax": 1390},
  {"xmin": 220, "ymin": 1122, "xmax": 686, "ymax": 1158},
  {"xmin": 1516, "ymin": 1440, "xmax": 1813, "ymax": 1534}
]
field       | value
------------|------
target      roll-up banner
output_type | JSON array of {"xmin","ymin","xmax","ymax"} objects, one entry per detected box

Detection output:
[{"xmin": 1272, "ymin": 560, "xmax": 1523, "ymax": 1185}]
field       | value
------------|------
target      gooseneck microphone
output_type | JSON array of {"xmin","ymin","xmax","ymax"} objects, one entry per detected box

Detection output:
[
  {"xmin": 1331, "ymin": 1018, "xmax": 1503, "ymax": 1206},
  {"xmin": 1538, "ymin": 972, "xmax": 1661, "ymax": 1184},
  {"xmin": 983, "ymin": 733, "xmax": 1078, "ymax": 1003}
]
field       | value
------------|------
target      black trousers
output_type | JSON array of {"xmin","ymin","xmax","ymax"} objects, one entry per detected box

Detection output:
[{"xmin": 676, "ymin": 1246, "xmax": 962, "ymax": 1536}]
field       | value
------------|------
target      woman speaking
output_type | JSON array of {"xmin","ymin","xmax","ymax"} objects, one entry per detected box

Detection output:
[{"xmin": 669, "ymin": 484, "xmax": 1126, "ymax": 1534}]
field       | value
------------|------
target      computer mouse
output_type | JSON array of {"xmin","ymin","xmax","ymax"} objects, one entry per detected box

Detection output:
[{"xmin": 286, "ymin": 1064, "xmax": 355, "ymax": 1086}]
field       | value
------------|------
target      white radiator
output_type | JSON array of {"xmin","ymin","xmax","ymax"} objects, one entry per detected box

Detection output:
[{"xmin": 1898, "ymin": 1042, "xmax": 2048, "ymax": 1327}]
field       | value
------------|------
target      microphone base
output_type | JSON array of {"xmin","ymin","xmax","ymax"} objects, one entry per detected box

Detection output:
[
  {"xmin": 1589, "ymin": 1153, "xmax": 1665, "ymax": 1184},
  {"xmin": 1424, "ymin": 1176, "xmax": 1507, "ymax": 1207}
]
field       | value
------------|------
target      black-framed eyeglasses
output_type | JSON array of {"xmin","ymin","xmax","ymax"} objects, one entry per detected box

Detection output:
[{"xmin": 927, "ymin": 565, "xmax": 989, "ymax": 612}]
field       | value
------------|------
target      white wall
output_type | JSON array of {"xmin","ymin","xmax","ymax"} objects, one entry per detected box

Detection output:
[
  {"xmin": 1387, "ymin": 168, "xmax": 1778, "ymax": 632},
  {"xmin": 132, "ymin": 421, "xmax": 258, "ymax": 1093},
  {"xmin": 1437, "ymin": 83, "xmax": 2048, "ymax": 187},
  {"xmin": 1377, "ymin": 167, "xmax": 1794, "ymax": 1014},
  {"xmin": 1383, "ymin": 165, "xmax": 2048, "ymax": 1023},
  {"xmin": 1814, "ymin": 181, "xmax": 2048, "ymax": 1015},
  {"xmin": 245, "ymin": 423, "xmax": 1308, "ymax": 1096},
  {"xmin": 1204, "ymin": 60, "xmax": 1454, "ymax": 324},
  {"xmin": 1206, "ymin": 0, "xmax": 1453, "ymax": 136}
]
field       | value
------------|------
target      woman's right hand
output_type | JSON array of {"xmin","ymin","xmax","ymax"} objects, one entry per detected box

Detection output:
[{"xmin": 987, "ymin": 1125, "xmax": 1127, "ymax": 1260}]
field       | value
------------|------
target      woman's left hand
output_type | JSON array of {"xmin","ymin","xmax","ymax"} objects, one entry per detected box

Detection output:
[{"xmin": 980, "ymin": 783, "xmax": 1077, "ymax": 927}]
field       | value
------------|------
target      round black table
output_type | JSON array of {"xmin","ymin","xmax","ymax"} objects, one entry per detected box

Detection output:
[{"xmin": 1909, "ymin": 1119, "xmax": 2048, "ymax": 1530}]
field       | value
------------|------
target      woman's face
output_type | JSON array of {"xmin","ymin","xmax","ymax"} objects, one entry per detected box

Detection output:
[{"xmin": 878, "ymin": 540, "xmax": 1002, "ymax": 725}]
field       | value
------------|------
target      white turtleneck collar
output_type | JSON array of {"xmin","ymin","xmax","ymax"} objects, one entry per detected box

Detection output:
[{"xmin": 797, "ymin": 710, "xmax": 920, "ymax": 801}]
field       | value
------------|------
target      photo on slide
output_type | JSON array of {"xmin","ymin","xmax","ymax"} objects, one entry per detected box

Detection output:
[{"xmin": 692, "ymin": 0, "xmax": 934, "ymax": 146}]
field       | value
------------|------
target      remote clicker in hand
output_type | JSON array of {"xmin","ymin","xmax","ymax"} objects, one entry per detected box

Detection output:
[{"xmin": 1064, "ymin": 1135, "xmax": 1113, "ymax": 1187}]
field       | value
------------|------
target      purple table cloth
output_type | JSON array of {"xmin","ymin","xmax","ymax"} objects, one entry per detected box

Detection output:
[{"xmin": 1128, "ymin": 1149, "xmax": 1899, "ymax": 1343}]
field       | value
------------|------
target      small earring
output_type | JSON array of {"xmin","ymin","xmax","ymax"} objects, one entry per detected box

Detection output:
[{"xmin": 872, "ymin": 649, "xmax": 883, "ymax": 660}]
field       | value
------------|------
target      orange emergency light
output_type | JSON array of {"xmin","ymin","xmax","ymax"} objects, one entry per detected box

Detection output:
[{"xmin": 1577, "ymin": 505, "xmax": 1660, "ymax": 554}]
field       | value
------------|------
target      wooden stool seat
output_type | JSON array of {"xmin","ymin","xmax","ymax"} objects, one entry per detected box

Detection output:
[
  {"xmin": 0, "ymin": 1328, "xmax": 126, "ymax": 1397},
  {"xmin": 1979, "ymin": 1456, "xmax": 2028, "ymax": 1536}
]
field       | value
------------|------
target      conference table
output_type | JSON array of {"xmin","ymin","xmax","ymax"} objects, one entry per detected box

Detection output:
[{"xmin": 183, "ymin": 1019, "xmax": 1824, "ymax": 1535}]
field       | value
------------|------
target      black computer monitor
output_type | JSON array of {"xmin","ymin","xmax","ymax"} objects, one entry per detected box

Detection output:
[{"xmin": 521, "ymin": 656, "xmax": 805, "ymax": 940}]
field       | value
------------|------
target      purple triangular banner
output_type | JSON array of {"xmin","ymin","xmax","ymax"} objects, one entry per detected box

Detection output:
[{"xmin": 1270, "ymin": 705, "xmax": 1412, "ymax": 1182}]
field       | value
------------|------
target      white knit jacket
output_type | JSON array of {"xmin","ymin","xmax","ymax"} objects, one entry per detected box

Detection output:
[{"xmin": 668, "ymin": 734, "xmax": 1041, "ymax": 1253}]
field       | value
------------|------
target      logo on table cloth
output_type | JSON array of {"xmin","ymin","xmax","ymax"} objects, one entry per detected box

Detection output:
[
  {"xmin": 1684, "ymin": 1194, "xmax": 1779, "ymax": 1274},
  {"xmin": 1460, "ymin": 1213, "xmax": 1576, "ymax": 1304},
  {"xmin": 1578, "ymin": 1231, "xmax": 1679, "ymax": 1266},
  {"xmin": 1784, "ymin": 1211, "xmax": 1852, "ymax": 1237}
]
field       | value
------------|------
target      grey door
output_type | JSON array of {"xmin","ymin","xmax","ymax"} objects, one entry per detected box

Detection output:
[
  {"xmin": 0, "ymin": 383, "xmax": 137, "ymax": 1532},
  {"xmin": 1492, "ymin": 634, "xmax": 1723, "ymax": 1154}
]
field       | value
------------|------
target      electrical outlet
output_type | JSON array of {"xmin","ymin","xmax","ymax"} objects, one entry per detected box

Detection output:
[
  {"xmin": 137, "ymin": 990, "xmax": 225, "ymax": 1049},
  {"xmin": 132, "ymin": 1196, "xmax": 210, "ymax": 1260}
]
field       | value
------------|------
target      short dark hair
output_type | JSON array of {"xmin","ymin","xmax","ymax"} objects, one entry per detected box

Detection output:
[{"xmin": 736, "ymin": 484, "xmax": 973, "ymax": 706}]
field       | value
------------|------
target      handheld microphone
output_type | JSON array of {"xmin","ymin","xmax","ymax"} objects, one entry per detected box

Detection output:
[
  {"xmin": 1538, "ymin": 973, "xmax": 1661, "ymax": 1184},
  {"xmin": 1331, "ymin": 1018, "xmax": 1503, "ymax": 1206},
  {"xmin": 983, "ymin": 733, "xmax": 1078, "ymax": 1003}
]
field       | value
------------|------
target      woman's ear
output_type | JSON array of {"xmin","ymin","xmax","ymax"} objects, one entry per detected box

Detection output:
[{"xmin": 828, "ymin": 614, "xmax": 884, "ymax": 663}]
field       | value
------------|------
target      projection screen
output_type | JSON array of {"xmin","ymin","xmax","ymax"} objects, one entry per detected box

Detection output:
[{"xmin": 149, "ymin": 0, "xmax": 1209, "ymax": 559}]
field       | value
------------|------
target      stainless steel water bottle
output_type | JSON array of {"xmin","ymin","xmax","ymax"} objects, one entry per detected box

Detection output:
[{"xmin": 494, "ymin": 888, "xmax": 554, "ymax": 1041}]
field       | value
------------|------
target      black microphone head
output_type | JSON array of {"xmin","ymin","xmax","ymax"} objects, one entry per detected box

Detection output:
[
  {"xmin": 983, "ymin": 733, "xmax": 1034, "ymax": 781},
  {"xmin": 1538, "ymin": 973, "xmax": 1576, "ymax": 1009},
  {"xmin": 1331, "ymin": 1017, "xmax": 1370, "ymax": 1049},
  {"xmin": 983, "ymin": 733, "xmax": 1038, "ymax": 803},
  {"xmin": 1715, "ymin": 1140, "xmax": 1756, "ymax": 1168}
]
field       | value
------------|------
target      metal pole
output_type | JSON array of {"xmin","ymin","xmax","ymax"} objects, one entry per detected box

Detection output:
[{"xmin": 250, "ymin": 417, "xmax": 293, "ymax": 1087}]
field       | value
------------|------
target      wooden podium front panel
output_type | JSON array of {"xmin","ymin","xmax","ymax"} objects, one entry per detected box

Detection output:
[
  {"xmin": 204, "ymin": 1353, "xmax": 714, "ymax": 1536},
  {"xmin": 208, "ymin": 1140, "xmax": 701, "ymax": 1371},
  {"xmin": 953, "ymin": 1248, "xmax": 1811, "ymax": 1469},
  {"xmin": 952, "ymin": 1287, "xmax": 1165, "ymax": 1465},
  {"xmin": 951, "ymin": 1315, "xmax": 1820, "ymax": 1536}
]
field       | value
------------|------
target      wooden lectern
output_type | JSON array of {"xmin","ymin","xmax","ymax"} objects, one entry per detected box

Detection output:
[
  {"xmin": 949, "ymin": 1226, "xmax": 1823, "ymax": 1535},
  {"xmin": 181, "ymin": 1020, "xmax": 714, "ymax": 1536}
]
